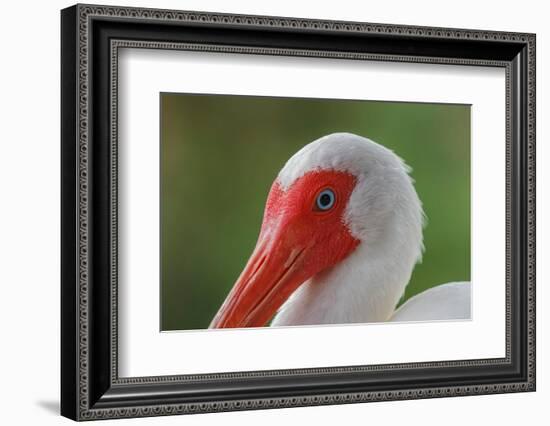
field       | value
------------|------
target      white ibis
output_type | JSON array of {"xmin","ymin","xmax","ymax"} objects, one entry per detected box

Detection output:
[{"xmin": 210, "ymin": 133, "xmax": 470, "ymax": 328}]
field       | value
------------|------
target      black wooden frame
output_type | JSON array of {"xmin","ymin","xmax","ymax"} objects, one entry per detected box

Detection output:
[{"xmin": 61, "ymin": 4, "xmax": 536, "ymax": 421}]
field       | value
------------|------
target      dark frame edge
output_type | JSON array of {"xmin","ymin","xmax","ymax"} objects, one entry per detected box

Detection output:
[
  {"xmin": 508, "ymin": 35, "xmax": 536, "ymax": 392},
  {"xmin": 61, "ymin": 4, "xmax": 79, "ymax": 422},
  {"xmin": 61, "ymin": 3, "xmax": 536, "ymax": 421}
]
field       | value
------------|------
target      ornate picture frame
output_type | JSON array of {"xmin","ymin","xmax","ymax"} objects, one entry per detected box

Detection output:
[{"xmin": 61, "ymin": 4, "xmax": 536, "ymax": 421}]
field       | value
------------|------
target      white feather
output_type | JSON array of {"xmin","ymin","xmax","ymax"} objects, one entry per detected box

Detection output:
[
  {"xmin": 271, "ymin": 133, "xmax": 468, "ymax": 326},
  {"xmin": 390, "ymin": 282, "xmax": 471, "ymax": 322}
]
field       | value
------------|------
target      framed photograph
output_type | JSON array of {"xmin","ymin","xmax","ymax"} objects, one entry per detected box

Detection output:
[{"xmin": 61, "ymin": 4, "xmax": 536, "ymax": 421}]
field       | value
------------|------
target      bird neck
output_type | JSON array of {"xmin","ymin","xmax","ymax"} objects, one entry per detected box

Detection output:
[{"xmin": 271, "ymin": 216, "xmax": 421, "ymax": 326}]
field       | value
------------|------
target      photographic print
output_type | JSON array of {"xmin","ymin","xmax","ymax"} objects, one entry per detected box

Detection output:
[
  {"xmin": 61, "ymin": 5, "xmax": 535, "ymax": 419},
  {"xmin": 160, "ymin": 94, "xmax": 471, "ymax": 331}
]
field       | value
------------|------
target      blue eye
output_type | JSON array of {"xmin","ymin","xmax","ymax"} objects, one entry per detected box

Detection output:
[{"xmin": 316, "ymin": 189, "xmax": 335, "ymax": 211}]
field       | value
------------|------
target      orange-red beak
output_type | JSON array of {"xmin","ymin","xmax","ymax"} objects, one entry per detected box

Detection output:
[
  {"xmin": 209, "ymin": 171, "xmax": 360, "ymax": 329},
  {"xmin": 209, "ymin": 223, "xmax": 311, "ymax": 328}
]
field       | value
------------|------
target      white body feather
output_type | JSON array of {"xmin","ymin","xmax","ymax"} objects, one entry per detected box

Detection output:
[
  {"xmin": 390, "ymin": 282, "xmax": 471, "ymax": 322},
  {"xmin": 271, "ymin": 133, "xmax": 470, "ymax": 326}
]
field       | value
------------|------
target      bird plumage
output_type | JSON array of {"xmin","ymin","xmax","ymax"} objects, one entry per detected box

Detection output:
[
  {"xmin": 211, "ymin": 132, "xmax": 470, "ymax": 329},
  {"xmin": 390, "ymin": 282, "xmax": 471, "ymax": 322}
]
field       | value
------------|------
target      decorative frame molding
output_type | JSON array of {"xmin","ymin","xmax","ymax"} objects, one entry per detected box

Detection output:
[{"xmin": 61, "ymin": 3, "xmax": 536, "ymax": 421}]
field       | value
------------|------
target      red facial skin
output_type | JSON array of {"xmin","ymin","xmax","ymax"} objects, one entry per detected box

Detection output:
[{"xmin": 209, "ymin": 170, "xmax": 360, "ymax": 329}]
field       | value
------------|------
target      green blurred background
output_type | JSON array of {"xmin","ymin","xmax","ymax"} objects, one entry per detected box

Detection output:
[{"xmin": 160, "ymin": 93, "xmax": 470, "ymax": 331}]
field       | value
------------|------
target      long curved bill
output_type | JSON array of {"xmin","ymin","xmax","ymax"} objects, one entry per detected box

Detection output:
[{"xmin": 209, "ymin": 228, "xmax": 309, "ymax": 329}]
